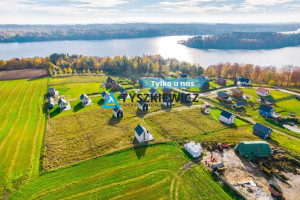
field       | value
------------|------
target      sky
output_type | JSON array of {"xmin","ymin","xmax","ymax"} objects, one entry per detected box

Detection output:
[{"xmin": 0, "ymin": 0, "xmax": 300, "ymax": 24}]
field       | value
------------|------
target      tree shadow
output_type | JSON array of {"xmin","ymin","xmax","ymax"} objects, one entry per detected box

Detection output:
[
  {"xmin": 108, "ymin": 116, "xmax": 122, "ymax": 126},
  {"xmin": 133, "ymin": 140, "xmax": 149, "ymax": 160},
  {"xmin": 50, "ymin": 107, "xmax": 60, "ymax": 118},
  {"xmin": 135, "ymin": 108, "xmax": 148, "ymax": 118},
  {"xmin": 97, "ymin": 99, "xmax": 105, "ymax": 106},
  {"xmin": 74, "ymin": 102, "xmax": 84, "ymax": 112}
]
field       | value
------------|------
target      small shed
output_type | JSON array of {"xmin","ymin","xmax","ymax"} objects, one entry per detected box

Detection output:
[
  {"xmin": 217, "ymin": 78, "xmax": 226, "ymax": 86},
  {"xmin": 257, "ymin": 87, "xmax": 270, "ymax": 97},
  {"xmin": 253, "ymin": 123, "xmax": 272, "ymax": 139},
  {"xmin": 149, "ymin": 88, "xmax": 159, "ymax": 96},
  {"xmin": 120, "ymin": 88, "xmax": 128, "ymax": 98},
  {"xmin": 233, "ymin": 89, "xmax": 243, "ymax": 97},
  {"xmin": 235, "ymin": 141, "xmax": 272, "ymax": 157},
  {"xmin": 211, "ymin": 162, "xmax": 225, "ymax": 171},
  {"xmin": 135, "ymin": 124, "xmax": 154, "ymax": 143},
  {"xmin": 162, "ymin": 95, "xmax": 174, "ymax": 106},
  {"xmin": 219, "ymin": 110, "xmax": 235, "ymax": 124},
  {"xmin": 201, "ymin": 81, "xmax": 210, "ymax": 90},
  {"xmin": 48, "ymin": 97, "xmax": 54, "ymax": 109},
  {"xmin": 48, "ymin": 88, "xmax": 59, "ymax": 96},
  {"xmin": 58, "ymin": 97, "xmax": 71, "ymax": 112},
  {"xmin": 138, "ymin": 100, "xmax": 149, "ymax": 111},
  {"xmin": 80, "ymin": 93, "xmax": 92, "ymax": 106},
  {"xmin": 259, "ymin": 104, "xmax": 274, "ymax": 117},
  {"xmin": 233, "ymin": 101, "xmax": 244, "ymax": 109},
  {"xmin": 217, "ymin": 91, "xmax": 232, "ymax": 102},
  {"xmin": 101, "ymin": 91, "xmax": 109, "ymax": 101},
  {"xmin": 113, "ymin": 106, "xmax": 123, "ymax": 118}
]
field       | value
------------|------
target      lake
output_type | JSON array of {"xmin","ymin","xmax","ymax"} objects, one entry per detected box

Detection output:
[{"xmin": 1, "ymin": 36, "xmax": 300, "ymax": 67}]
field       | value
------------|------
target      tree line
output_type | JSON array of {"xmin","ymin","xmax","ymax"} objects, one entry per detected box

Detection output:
[
  {"xmin": 0, "ymin": 53, "xmax": 299, "ymax": 86},
  {"xmin": 182, "ymin": 32, "xmax": 300, "ymax": 50}
]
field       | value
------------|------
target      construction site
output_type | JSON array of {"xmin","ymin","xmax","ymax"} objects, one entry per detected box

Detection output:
[{"xmin": 201, "ymin": 141, "xmax": 300, "ymax": 200}]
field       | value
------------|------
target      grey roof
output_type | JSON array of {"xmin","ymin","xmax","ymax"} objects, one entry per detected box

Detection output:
[
  {"xmin": 48, "ymin": 88, "xmax": 55, "ymax": 93},
  {"xmin": 163, "ymin": 87, "xmax": 170, "ymax": 92},
  {"xmin": 236, "ymin": 101, "xmax": 244, "ymax": 106},
  {"xmin": 218, "ymin": 91, "xmax": 227, "ymax": 98},
  {"xmin": 220, "ymin": 110, "xmax": 233, "ymax": 119},
  {"xmin": 149, "ymin": 88, "xmax": 157, "ymax": 93},
  {"xmin": 202, "ymin": 81, "xmax": 210, "ymax": 87},
  {"xmin": 180, "ymin": 74, "xmax": 187, "ymax": 78},
  {"xmin": 120, "ymin": 88, "xmax": 127, "ymax": 93},
  {"xmin": 80, "ymin": 93, "xmax": 88, "ymax": 100},
  {"xmin": 233, "ymin": 89, "xmax": 242, "ymax": 93},
  {"xmin": 240, "ymin": 78, "xmax": 250, "ymax": 83},
  {"xmin": 135, "ymin": 124, "xmax": 146, "ymax": 136},
  {"xmin": 259, "ymin": 104, "xmax": 273, "ymax": 112},
  {"xmin": 58, "ymin": 97, "xmax": 66, "ymax": 105},
  {"xmin": 101, "ymin": 91, "xmax": 108, "ymax": 97},
  {"xmin": 253, "ymin": 123, "xmax": 272, "ymax": 135}
]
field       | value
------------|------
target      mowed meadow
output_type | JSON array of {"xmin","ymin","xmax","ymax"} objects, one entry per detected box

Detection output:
[
  {"xmin": 0, "ymin": 78, "xmax": 47, "ymax": 196},
  {"xmin": 9, "ymin": 144, "xmax": 232, "ymax": 200}
]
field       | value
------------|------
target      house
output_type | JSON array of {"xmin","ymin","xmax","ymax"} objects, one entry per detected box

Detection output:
[
  {"xmin": 211, "ymin": 162, "xmax": 225, "ymax": 171},
  {"xmin": 120, "ymin": 88, "xmax": 128, "ymax": 98},
  {"xmin": 113, "ymin": 106, "xmax": 123, "ymax": 118},
  {"xmin": 135, "ymin": 124, "xmax": 154, "ymax": 143},
  {"xmin": 138, "ymin": 100, "xmax": 149, "ymax": 111},
  {"xmin": 232, "ymin": 89, "xmax": 243, "ymax": 97},
  {"xmin": 149, "ymin": 88, "xmax": 159, "ymax": 96},
  {"xmin": 235, "ymin": 141, "xmax": 272, "ymax": 158},
  {"xmin": 184, "ymin": 142, "xmax": 202, "ymax": 158},
  {"xmin": 217, "ymin": 78, "xmax": 226, "ymax": 86},
  {"xmin": 233, "ymin": 101, "xmax": 244, "ymax": 109},
  {"xmin": 80, "ymin": 93, "xmax": 93, "ymax": 106},
  {"xmin": 58, "ymin": 97, "xmax": 71, "ymax": 112},
  {"xmin": 257, "ymin": 87, "xmax": 270, "ymax": 97},
  {"xmin": 162, "ymin": 95, "xmax": 175, "ymax": 106},
  {"xmin": 48, "ymin": 97, "xmax": 54, "ymax": 109},
  {"xmin": 253, "ymin": 123, "xmax": 272, "ymax": 139},
  {"xmin": 131, "ymin": 76, "xmax": 137, "ymax": 83},
  {"xmin": 239, "ymin": 78, "xmax": 250, "ymax": 86},
  {"xmin": 111, "ymin": 81, "xmax": 121, "ymax": 90},
  {"xmin": 107, "ymin": 76, "xmax": 114, "ymax": 84},
  {"xmin": 178, "ymin": 74, "xmax": 187, "ymax": 79},
  {"xmin": 162, "ymin": 87, "xmax": 172, "ymax": 95},
  {"xmin": 217, "ymin": 91, "xmax": 232, "ymax": 102},
  {"xmin": 138, "ymin": 80, "xmax": 144, "ymax": 87},
  {"xmin": 219, "ymin": 110, "xmax": 235, "ymax": 124},
  {"xmin": 101, "ymin": 91, "xmax": 109, "ymax": 101},
  {"xmin": 200, "ymin": 105, "xmax": 211, "ymax": 114},
  {"xmin": 48, "ymin": 88, "xmax": 59, "ymax": 96},
  {"xmin": 180, "ymin": 92, "xmax": 191, "ymax": 103},
  {"xmin": 259, "ymin": 104, "xmax": 274, "ymax": 117},
  {"xmin": 201, "ymin": 81, "xmax": 210, "ymax": 90}
]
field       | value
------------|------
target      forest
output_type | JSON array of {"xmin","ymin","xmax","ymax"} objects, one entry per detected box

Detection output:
[
  {"xmin": 182, "ymin": 32, "xmax": 300, "ymax": 49},
  {"xmin": 0, "ymin": 23, "xmax": 300, "ymax": 43},
  {"xmin": 0, "ymin": 53, "xmax": 299, "ymax": 87}
]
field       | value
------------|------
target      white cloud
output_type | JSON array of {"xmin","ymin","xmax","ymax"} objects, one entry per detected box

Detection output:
[{"xmin": 245, "ymin": 0, "xmax": 296, "ymax": 6}]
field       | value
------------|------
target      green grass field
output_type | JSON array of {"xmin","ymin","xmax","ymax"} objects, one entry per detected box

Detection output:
[
  {"xmin": 9, "ymin": 144, "xmax": 232, "ymax": 200},
  {"xmin": 275, "ymin": 97, "xmax": 300, "ymax": 116},
  {"xmin": 0, "ymin": 78, "xmax": 47, "ymax": 196}
]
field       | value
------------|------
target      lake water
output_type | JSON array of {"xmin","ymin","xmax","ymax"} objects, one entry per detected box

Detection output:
[{"xmin": 0, "ymin": 36, "xmax": 299, "ymax": 67}]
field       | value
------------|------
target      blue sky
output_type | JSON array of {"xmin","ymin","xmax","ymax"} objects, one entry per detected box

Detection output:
[{"xmin": 0, "ymin": 0, "xmax": 299, "ymax": 24}]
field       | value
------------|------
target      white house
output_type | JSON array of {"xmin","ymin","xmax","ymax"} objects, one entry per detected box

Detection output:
[
  {"xmin": 257, "ymin": 87, "xmax": 270, "ymax": 97},
  {"xmin": 238, "ymin": 78, "xmax": 250, "ymax": 86},
  {"xmin": 101, "ymin": 91, "xmax": 109, "ymax": 101},
  {"xmin": 162, "ymin": 95, "xmax": 175, "ymax": 106},
  {"xmin": 58, "ymin": 97, "xmax": 71, "ymax": 112},
  {"xmin": 80, "ymin": 93, "xmax": 93, "ymax": 106},
  {"xmin": 113, "ymin": 106, "xmax": 123, "ymax": 118},
  {"xmin": 138, "ymin": 100, "xmax": 149, "ymax": 111},
  {"xmin": 219, "ymin": 110, "xmax": 235, "ymax": 124},
  {"xmin": 135, "ymin": 124, "xmax": 154, "ymax": 143},
  {"xmin": 184, "ymin": 142, "xmax": 202, "ymax": 158}
]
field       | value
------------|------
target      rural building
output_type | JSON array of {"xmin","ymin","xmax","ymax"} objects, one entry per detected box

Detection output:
[
  {"xmin": 120, "ymin": 88, "xmax": 128, "ymax": 98},
  {"xmin": 180, "ymin": 92, "xmax": 191, "ymax": 103},
  {"xmin": 259, "ymin": 104, "xmax": 274, "ymax": 117},
  {"xmin": 239, "ymin": 78, "xmax": 250, "ymax": 86},
  {"xmin": 107, "ymin": 76, "xmax": 114, "ymax": 83},
  {"xmin": 253, "ymin": 123, "xmax": 272, "ymax": 139},
  {"xmin": 138, "ymin": 100, "xmax": 149, "ymax": 111},
  {"xmin": 48, "ymin": 88, "xmax": 59, "ymax": 96},
  {"xmin": 111, "ymin": 81, "xmax": 121, "ymax": 90},
  {"xmin": 201, "ymin": 81, "xmax": 210, "ymax": 90},
  {"xmin": 113, "ymin": 106, "xmax": 123, "ymax": 118},
  {"xmin": 138, "ymin": 80, "xmax": 144, "ymax": 87},
  {"xmin": 217, "ymin": 91, "xmax": 232, "ymax": 102},
  {"xmin": 149, "ymin": 88, "xmax": 159, "ymax": 96},
  {"xmin": 131, "ymin": 76, "xmax": 137, "ymax": 83},
  {"xmin": 219, "ymin": 110, "xmax": 235, "ymax": 124},
  {"xmin": 232, "ymin": 89, "xmax": 243, "ymax": 97},
  {"xmin": 101, "ymin": 91, "xmax": 109, "ymax": 101},
  {"xmin": 178, "ymin": 74, "xmax": 187, "ymax": 79},
  {"xmin": 200, "ymin": 105, "xmax": 211, "ymax": 114},
  {"xmin": 211, "ymin": 162, "xmax": 225, "ymax": 171},
  {"xmin": 184, "ymin": 142, "xmax": 202, "ymax": 158},
  {"xmin": 217, "ymin": 78, "xmax": 226, "ymax": 86},
  {"xmin": 162, "ymin": 87, "xmax": 172, "ymax": 95},
  {"xmin": 235, "ymin": 141, "xmax": 272, "ymax": 158},
  {"xmin": 233, "ymin": 101, "xmax": 244, "ymax": 109},
  {"xmin": 162, "ymin": 95, "xmax": 175, "ymax": 106},
  {"xmin": 48, "ymin": 97, "xmax": 54, "ymax": 109},
  {"xmin": 58, "ymin": 97, "xmax": 71, "ymax": 112},
  {"xmin": 80, "ymin": 93, "xmax": 92, "ymax": 106},
  {"xmin": 135, "ymin": 124, "xmax": 154, "ymax": 143},
  {"xmin": 257, "ymin": 87, "xmax": 270, "ymax": 97}
]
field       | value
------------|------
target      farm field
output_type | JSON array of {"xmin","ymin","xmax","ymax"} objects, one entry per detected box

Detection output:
[
  {"xmin": 9, "ymin": 144, "xmax": 232, "ymax": 200},
  {"xmin": 0, "ymin": 78, "xmax": 47, "ymax": 196},
  {"xmin": 240, "ymin": 88, "xmax": 292, "ymax": 101},
  {"xmin": 275, "ymin": 97, "xmax": 300, "ymax": 116}
]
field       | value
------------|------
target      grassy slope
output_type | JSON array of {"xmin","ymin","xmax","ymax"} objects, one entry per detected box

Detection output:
[
  {"xmin": 0, "ymin": 78, "xmax": 47, "ymax": 196},
  {"xmin": 9, "ymin": 144, "xmax": 232, "ymax": 200}
]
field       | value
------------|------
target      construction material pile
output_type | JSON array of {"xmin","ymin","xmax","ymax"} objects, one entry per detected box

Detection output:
[{"xmin": 184, "ymin": 142, "xmax": 202, "ymax": 158}]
